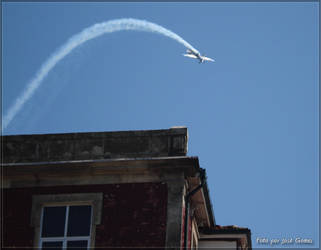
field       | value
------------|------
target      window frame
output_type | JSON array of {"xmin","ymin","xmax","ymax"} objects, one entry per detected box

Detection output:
[{"xmin": 31, "ymin": 193, "xmax": 103, "ymax": 249}]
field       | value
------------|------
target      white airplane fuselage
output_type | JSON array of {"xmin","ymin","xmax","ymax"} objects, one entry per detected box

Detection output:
[{"xmin": 183, "ymin": 49, "xmax": 214, "ymax": 63}]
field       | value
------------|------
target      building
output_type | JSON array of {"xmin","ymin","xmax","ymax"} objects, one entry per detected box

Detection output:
[{"xmin": 2, "ymin": 127, "xmax": 252, "ymax": 249}]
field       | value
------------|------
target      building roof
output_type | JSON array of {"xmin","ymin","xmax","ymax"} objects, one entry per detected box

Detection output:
[
  {"xmin": 2, "ymin": 127, "xmax": 217, "ymax": 233},
  {"xmin": 2, "ymin": 127, "xmax": 188, "ymax": 163},
  {"xmin": 200, "ymin": 225, "xmax": 252, "ymax": 249},
  {"xmin": 209, "ymin": 225, "xmax": 251, "ymax": 233}
]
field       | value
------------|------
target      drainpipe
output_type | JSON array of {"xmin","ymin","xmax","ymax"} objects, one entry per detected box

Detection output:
[{"xmin": 183, "ymin": 168, "xmax": 206, "ymax": 250}]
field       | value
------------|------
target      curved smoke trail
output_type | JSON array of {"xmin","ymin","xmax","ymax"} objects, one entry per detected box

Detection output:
[{"xmin": 3, "ymin": 18, "xmax": 199, "ymax": 129}]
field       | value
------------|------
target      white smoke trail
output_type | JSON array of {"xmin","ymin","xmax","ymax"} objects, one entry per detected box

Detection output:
[{"xmin": 3, "ymin": 18, "xmax": 199, "ymax": 129}]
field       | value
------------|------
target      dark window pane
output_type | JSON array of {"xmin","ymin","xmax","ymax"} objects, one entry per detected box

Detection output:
[
  {"xmin": 67, "ymin": 240, "xmax": 88, "ymax": 249},
  {"xmin": 42, "ymin": 206, "xmax": 66, "ymax": 237},
  {"xmin": 67, "ymin": 205, "xmax": 91, "ymax": 236},
  {"xmin": 42, "ymin": 241, "xmax": 63, "ymax": 250}
]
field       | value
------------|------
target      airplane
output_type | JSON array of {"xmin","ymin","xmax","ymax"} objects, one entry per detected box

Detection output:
[{"xmin": 183, "ymin": 49, "xmax": 215, "ymax": 63}]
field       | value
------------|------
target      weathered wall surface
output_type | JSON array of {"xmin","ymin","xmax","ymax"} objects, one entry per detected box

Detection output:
[
  {"xmin": 2, "ymin": 128, "xmax": 188, "ymax": 163},
  {"xmin": 3, "ymin": 183, "xmax": 167, "ymax": 249},
  {"xmin": 180, "ymin": 206, "xmax": 193, "ymax": 250}
]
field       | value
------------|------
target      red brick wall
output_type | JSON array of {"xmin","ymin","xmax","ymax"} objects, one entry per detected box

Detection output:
[
  {"xmin": 3, "ymin": 186, "xmax": 34, "ymax": 248},
  {"xmin": 188, "ymin": 216, "xmax": 192, "ymax": 249},
  {"xmin": 4, "ymin": 182, "xmax": 167, "ymax": 249}
]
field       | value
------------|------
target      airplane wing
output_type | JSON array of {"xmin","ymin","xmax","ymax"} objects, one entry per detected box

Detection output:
[
  {"xmin": 202, "ymin": 56, "xmax": 215, "ymax": 62},
  {"xmin": 183, "ymin": 54, "xmax": 198, "ymax": 59},
  {"xmin": 187, "ymin": 49, "xmax": 200, "ymax": 55}
]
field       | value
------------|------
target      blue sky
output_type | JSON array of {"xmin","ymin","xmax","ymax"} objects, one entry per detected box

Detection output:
[{"xmin": 2, "ymin": 2, "xmax": 319, "ymax": 248}]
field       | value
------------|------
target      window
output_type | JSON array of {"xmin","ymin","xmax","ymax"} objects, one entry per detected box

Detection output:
[
  {"xmin": 31, "ymin": 193, "xmax": 103, "ymax": 249},
  {"xmin": 39, "ymin": 205, "xmax": 92, "ymax": 249}
]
